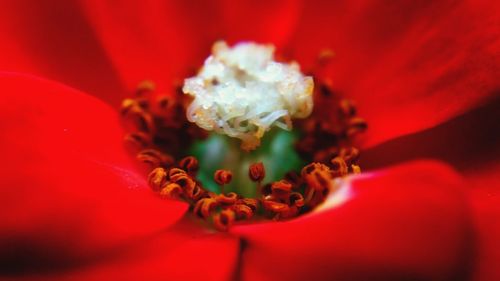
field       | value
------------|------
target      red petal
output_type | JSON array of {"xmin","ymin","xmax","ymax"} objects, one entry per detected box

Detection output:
[
  {"xmin": 362, "ymin": 97, "xmax": 499, "ymax": 174},
  {"xmin": 360, "ymin": 99, "xmax": 500, "ymax": 281},
  {"xmin": 3, "ymin": 218, "xmax": 240, "ymax": 281},
  {"xmin": 80, "ymin": 1, "xmax": 221, "ymax": 94},
  {"xmin": 22, "ymin": 219, "xmax": 239, "ymax": 281},
  {"xmin": 233, "ymin": 161, "xmax": 472, "ymax": 281},
  {"xmin": 464, "ymin": 161, "xmax": 500, "ymax": 281},
  {"xmin": 81, "ymin": 0, "xmax": 302, "ymax": 93},
  {"xmin": 289, "ymin": 0, "xmax": 500, "ymax": 147},
  {"xmin": 0, "ymin": 73, "xmax": 187, "ymax": 269},
  {"xmin": 0, "ymin": 1, "xmax": 125, "ymax": 105},
  {"xmin": 61, "ymin": 234, "xmax": 239, "ymax": 281},
  {"xmin": 217, "ymin": 0, "xmax": 302, "ymax": 48}
]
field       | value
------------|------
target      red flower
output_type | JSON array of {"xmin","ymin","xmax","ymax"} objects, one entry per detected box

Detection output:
[{"xmin": 0, "ymin": 1, "xmax": 498, "ymax": 280}]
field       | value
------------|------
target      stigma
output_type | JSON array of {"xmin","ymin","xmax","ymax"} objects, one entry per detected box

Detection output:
[{"xmin": 183, "ymin": 41, "xmax": 314, "ymax": 151}]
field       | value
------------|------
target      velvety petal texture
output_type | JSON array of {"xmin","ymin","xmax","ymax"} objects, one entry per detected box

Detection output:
[
  {"xmin": 233, "ymin": 161, "xmax": 474, "ymax": 281},
  {"xmin": 5, "ymin": 220, "xmax": 240, "ymax": 281},
  {"xmin": 0, "ymin": 1, "xmax": 125, "ymax": 105},
  {"xmin": 50, "ymin": 233, "xmax": 239, "ymax": 281},
  {"xmin": 0, "ymin": 73, "xmax": 187, "ymax": 273},
  {"xmin": 80, "ymin": 0, "xmax": 221, "ymax": 94},
  {"xmin": 0, "ymin": 0, "xmax": 497, "ymax": 280},
  {"xmin": 288, "ymin": 0, "xmax": 500, "ymax": 147},
  {"xmin": 464, "ymin": 162, "xmax": 500, "ymax": 281},
  {"xmin": 359, "ymin": 96, "xmax": 499, "ymax": 281},
  {"xmin": 80, "ymin": 0, "xmax": 303, "ymax": 94},
  {"xmin": 362, "ymin": 97, "xmax": 499, "ymax": 174},
  {"xmin": 217, "ymin": 0, "xmax": 302, "ymax": 48}
]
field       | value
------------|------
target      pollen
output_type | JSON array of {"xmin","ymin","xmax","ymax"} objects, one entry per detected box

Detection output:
[{"xmin": 183, "ymin": 41, "xmax": 314, "ymax": 151}]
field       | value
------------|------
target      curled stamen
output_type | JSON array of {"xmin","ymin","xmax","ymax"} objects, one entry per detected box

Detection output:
[
  {"xmin": 168, "ymin": 167, "xmax": 187, "ymax": 179},
  {"xmin": 231, "ymin": 204, "xmax": 254, "ymax": 220},
  {"xmin": 262, "ymin": 194, "xmax": 301, "ymax": 221},
  {"xmin": 214, "ymin": 169, "xmax": 232, "ymax": 185},
  {"xmin": 213, "ymin": 209, "xmax": 236, "ymax": 232},
  {"xmin": 120, "ymin": 98, "xmax": 139, "ymax": 115},
  {"xmin": 347, "ymin": 117, "xmax": 368, "ymax": 136},
  {"xmin": 137, "ymin": 149, "xmax": 174, "ymax": 168},
  {"xmin": 121, "ymin": 99, "xmax": 155, "ymax": 134},
  {"xmin": 271, "ymin": 180, "xmax": 293, "ymax": 198},
  {"xmin": 194, "ymin": 197, "xmax": 218, "ymax": 219},
  {"xmin": 351, "ymin": 164, "xmax": 362, "ymax": 174},
  {"xmin": 248, "ymin": 162, "xmax": 265, "ymax": 183},
  {"xmin": 190, "ymin": 185, "xmax": 205, "ymax": 201},
  {"xmin": 160, "ymin": 182, "xmax": 183, "ymax": 199},
  {"xmin": 302, "ymin": 163, "xmax": 327, "ymax": 179},
  {"xmin": 214, "ymin": 169, "xmax": 232, "ymax": 194},
  {"xmin": 313, "ymin": 146, "xmax": 339, "ymax": 163},
  {"xmin": 147, "ymin": 167, "xmax": 167, "ymax": 192},
  {"xmin": 330, "ymin": 157, "xmax": 348, "ymax": 177},
  {"xmin": 339, "ymin": 147, "xmax": 360, "ymax": 165},
  {"xmin": 169, "ymin": 172, "xmax": 198, "ymax": 200},
  {"xmin": 124, "ymin": 132, "xmax": 152, "ymax": 150},
  {"xmin": 290, "ymin": 192, "xmax": 305, "ymax": 207},
  {"xmin": 237, "ymin": 198, "xmax": 259, "ymax": 212},
  {"xmin": 216, "ymin": 192, "xmax": 239, "ymax": 205},
  {"xmin": 179, "ymin": 156, "xmax": 199, "ymax": 175},
  {"xmin": 301, "ymin": 163, "xmax": 333, "ymax": 207},
  {"xmin": 262, "ymin": 199, "xmax": 289, "ymax": 213},
  {"xmin": 249, "ymin": 162, "xmax": 265, "ymax": 195},
  {"xmin": 261, "ymin": 180, "xmax": 304, "ymax": 220}
]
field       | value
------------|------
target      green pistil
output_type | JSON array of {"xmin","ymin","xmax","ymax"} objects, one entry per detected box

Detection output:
[{"xmin": 189, "ymin": 129, "xmax": 304, "ymax": 197}]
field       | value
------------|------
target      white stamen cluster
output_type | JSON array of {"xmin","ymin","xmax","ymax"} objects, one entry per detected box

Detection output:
[{"xmin": 183, "ymin": 41, "xmax": 314, "ymax": 151}]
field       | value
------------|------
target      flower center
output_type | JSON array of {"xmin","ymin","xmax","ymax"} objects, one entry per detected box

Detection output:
[
  {"xmin": 183, "ymin": 41, "xmax": 313, "ymax": 151},
  {"xmin": 120, "ymin": 41, "xmax": 366, "ymax": 231}
]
